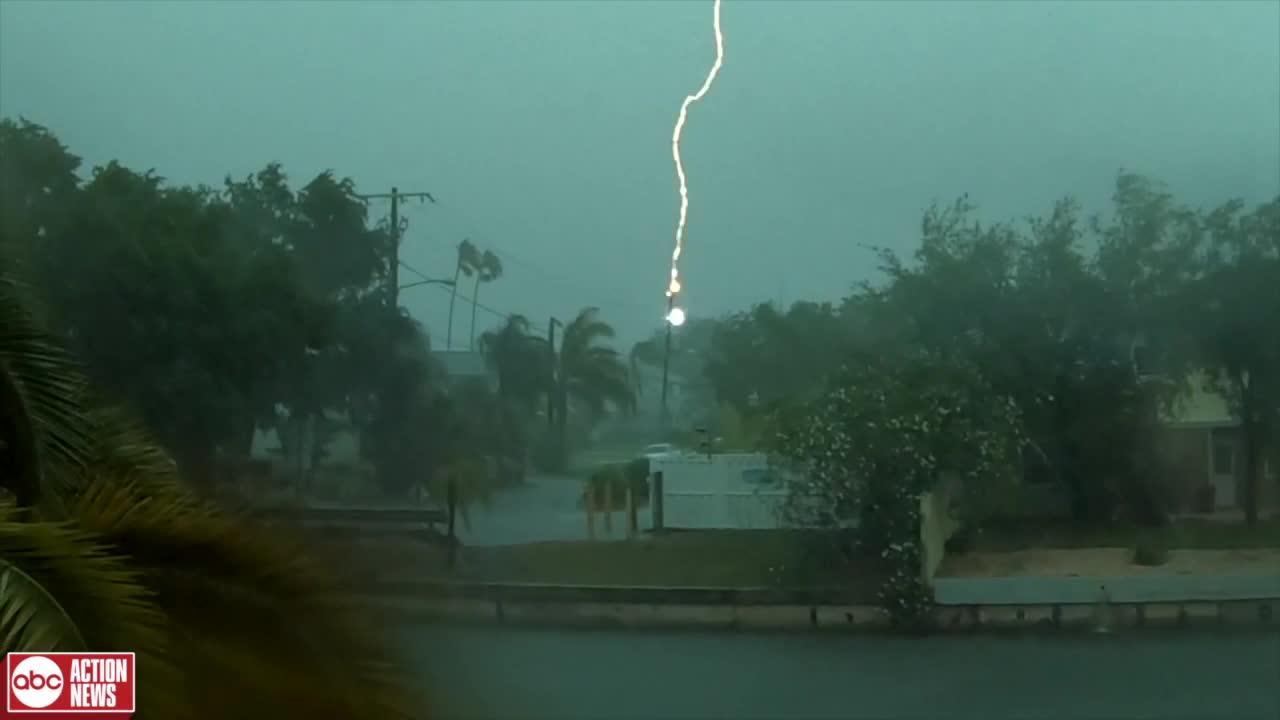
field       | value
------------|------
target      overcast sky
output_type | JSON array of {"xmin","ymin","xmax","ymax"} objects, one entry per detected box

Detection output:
[{"xmin": 2, "ymin": 0, "xmax": 1277, "ymax": 346}]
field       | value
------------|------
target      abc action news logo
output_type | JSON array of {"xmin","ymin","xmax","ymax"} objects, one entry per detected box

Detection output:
[{"xmin": 5, "ymin": 653, "xmax": 135, "ymax": 717}]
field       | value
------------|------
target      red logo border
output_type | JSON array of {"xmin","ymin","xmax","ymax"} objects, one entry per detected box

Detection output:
[{"xmin": 6, "ymin": 652, "xmax": 136, "ymax": 715}]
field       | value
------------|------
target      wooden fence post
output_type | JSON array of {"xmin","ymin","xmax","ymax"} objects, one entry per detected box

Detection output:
[
  {"xmin": 652, "ymin": 471, "xmax": 664, "ymax": 532},
  {"xmin": 446, "ymin": 479, "xmax": 458, "ymax": 570},
  {"xmin": 626, "ymin": 484, "xmax": 638, "ymax": 538},
  {"xmin": 603, "ymin": 479, "xmax": 614, "ymax": 535},
  {"xmin": 586, "ymin": 483, "xmax": 597, "ymax": 540}
]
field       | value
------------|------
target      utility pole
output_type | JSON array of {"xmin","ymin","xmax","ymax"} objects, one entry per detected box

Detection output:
[
  {"xmin": 547, "ymin": 317, "xmax": 561, "ymax": 431},
  {"xmin": 659, "ymin": 293, "xmax": 675, "ymax": 427},
  {"xmin": 356, "ymin": 186, "xmax": 435, "ymax": 309}
]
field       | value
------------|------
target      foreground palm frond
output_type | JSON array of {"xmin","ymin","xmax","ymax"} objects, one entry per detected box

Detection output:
[
  {"xmin": 0, "ymin": 275, "xmax": 94, "ymax": 508},
  {"xmin": 72, "ymin": 478, "xmax": 418, "ymax": 720},
  {"xmin": 1, "ymin": 271, "xmax": 420, "ymax": 719},
  {"xmin": 0, "ymin": 506, "xmax": 192, "ymax": 718}
]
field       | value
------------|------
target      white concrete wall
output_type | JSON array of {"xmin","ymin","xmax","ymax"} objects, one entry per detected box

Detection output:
[{"xmin": 654, "ymin": 453, "xmax": 791, "ymax": 530}]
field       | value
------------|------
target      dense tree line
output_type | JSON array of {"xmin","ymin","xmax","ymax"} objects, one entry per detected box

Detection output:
[
  {"xmin": 638, "ymin": 175, "xmax": 1280, "ymax": 527},
  {"xmin": 0, "ymin": 117, "xmax": 634, "ymax": 502}
]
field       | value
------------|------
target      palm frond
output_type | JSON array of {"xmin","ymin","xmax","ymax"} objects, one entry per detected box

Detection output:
[
  {"xmin": 71, "ymin": 478, "xmax": 418, "ymax": 720},
  {"xmin": 0, "ymin": 506, "xmax": 191, "ymax": 718},
  {"xmin": 0, "ymin": 275, "xmax": 97, "ymax": 509}
]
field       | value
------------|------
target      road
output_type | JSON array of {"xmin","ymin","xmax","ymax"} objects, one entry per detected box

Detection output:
[
  {"xmin": 403, "ymin": 626, "xmax": 1280, "ymax": 720},
  {"xmin": 458, "ymin": 473, "xmax": 645, "ymax": 547}
]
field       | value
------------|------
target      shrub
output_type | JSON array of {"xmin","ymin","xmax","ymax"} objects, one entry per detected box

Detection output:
[
  {"xmin": 775, "ymin": 352, "xmax": 1024, "ymax": 627},
  {"xmin": 1132, "ymin": 535, "xmax": 1170, "ymax": 566},
  {"xmin": 584, "ymin": 462, "xmax": 650, "ymax": 511}
]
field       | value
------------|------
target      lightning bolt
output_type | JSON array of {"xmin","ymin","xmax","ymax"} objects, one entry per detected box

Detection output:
[{"xmin": 667, "ymin": 0, "xmax": 725, "ymax": 300}]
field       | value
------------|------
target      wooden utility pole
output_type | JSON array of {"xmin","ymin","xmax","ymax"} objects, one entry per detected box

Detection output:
[
  {"xmin": 356, "ymin": 187, "xmax": 435, "ymax": 309},
  {"xmin": 660, "ymin": 293, "xmax": 676, "ymax": 425},
  {"xmin": 547, "ymin": 317, "xmax": 560, "ymax": 430}
]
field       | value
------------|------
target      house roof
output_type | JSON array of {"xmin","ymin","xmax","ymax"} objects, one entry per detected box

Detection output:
[{"xmin": 433, "ymin": 351, "xmax": 489, "ymax": 378}]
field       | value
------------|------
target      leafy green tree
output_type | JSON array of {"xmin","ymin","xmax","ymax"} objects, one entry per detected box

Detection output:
[
  {"xmin": 39, "ymin": 165, "xmax": 241, "ymax": 481},
  {"xmin": 291, "ymin": 171, "xmax": 390, "ymax": 300},
  {"xmin": 1180, "ymin": 196, "xmax": 1280, "ymax": 525},
  {"xmin": 358, "ymin": 314, "xmax": 451, "ymax": 496},
  {"xmin": 867, "ymin": 187, "xmax": 1183, "ymax": 524},
  {"xmin": 702, "ymin": 301, "xmax": 852, "ymax": 413},
  {"xmin": 777, "ymin": 350, "xmax": 1024, "ymax": 624},
  {"xmin": 0, "ymin": 119, "xmax": 81, "ymax": 270}
]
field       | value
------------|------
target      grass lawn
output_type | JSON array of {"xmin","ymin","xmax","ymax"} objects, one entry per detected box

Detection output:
[
  {"xmin": 322, "ymin": 516, "xmax": 1280, "ymax": 590},
  {"xmin": 965, "ymin": 516, "xmax": 1280, "ymax": 552},
  {"xmin": 329, "ymin": 530, "xmax": 880, "ymax": 592}
]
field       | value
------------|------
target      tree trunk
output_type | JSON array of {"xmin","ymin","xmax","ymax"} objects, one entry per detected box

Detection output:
[
  {"xmin": 469, "ymin": 276, "xmax": 481, "ymax": 350},
  {"xmin": 446, "ymin": 262, "xmax": 462, "ymax": 351}
]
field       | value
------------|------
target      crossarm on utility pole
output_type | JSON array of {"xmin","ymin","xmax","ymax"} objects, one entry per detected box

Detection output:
[{"xmin": 355, "ymin": 187, "xmax": 436, "ymax": 309}]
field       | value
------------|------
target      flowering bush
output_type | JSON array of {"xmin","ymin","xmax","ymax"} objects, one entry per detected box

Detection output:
[{"xmin": 776, "ymin": 351, "xmax": 1023, "ymax": 626}]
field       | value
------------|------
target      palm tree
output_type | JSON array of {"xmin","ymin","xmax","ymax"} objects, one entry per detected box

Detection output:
[
  {"xmin": 477, "ymin": 316, "xmax": 550, "ymax": 481},
  {"xmin": 478, "ymin": 314, "xmax": 550, "ymax": 414},
  {"xmin": 445, "ymin": 238, "xmax": 478, "ymax": 350},
  {"xmin": 0, "ymin": 273, "xmax": 416, "ymax": 719},
  {"xmin": 468, "ymin": 249, "xmax": 503, "ymax": 351},
  {"xmin": 552, "ymin": 307, "xmax": 634, "ymax": 449},
  {"xmin": 628, "ymin": 337, "xmax": 664, "ymax": 400}
]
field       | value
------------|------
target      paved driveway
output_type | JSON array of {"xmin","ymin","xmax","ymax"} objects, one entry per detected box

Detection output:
[{"xmin": 457, "ymin": 473, "xmax": 647, "ymax": 547}]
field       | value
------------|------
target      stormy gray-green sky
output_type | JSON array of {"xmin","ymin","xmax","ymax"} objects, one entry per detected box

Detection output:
[{"xmin": 2, "ymin": 0, "xmax": 1277, "ymax": 345}]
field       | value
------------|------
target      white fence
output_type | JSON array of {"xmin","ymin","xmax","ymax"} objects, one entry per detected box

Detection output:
[{"xmin": 652, "ymin": 453, "xmax": 793, "ymax": 530}]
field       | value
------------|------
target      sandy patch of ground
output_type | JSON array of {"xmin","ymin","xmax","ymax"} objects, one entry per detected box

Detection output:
[{"xmin": 940, "ymin": 547, "xmax": 1280, "ymax": 578}]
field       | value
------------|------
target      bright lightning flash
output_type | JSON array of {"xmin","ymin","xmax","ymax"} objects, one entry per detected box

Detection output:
[
  {"xmin": 666, "ymin": 0, "xmax": 725, "ymax": 303},
  {"xmin": 665, "ymin": 306, "xmax": 687, "ymax": 327}
]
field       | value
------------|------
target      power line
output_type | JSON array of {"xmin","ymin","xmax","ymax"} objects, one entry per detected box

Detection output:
[
  {"xmin": 400, "ymin": 258, "xmax": 512, "ymax": 323},
  {"xmin": 356, "ymin": 187, "xmax": 434, "ymax": 309},
  {"xmin": 395, "ymin": 202, "xmax": 653, "ymax": 339},
  {"xmin": 426, "ymin": 281, "xmax": 512, "ymax": 323},
  {"xmin": 421, "ymin": 201, "xmax": 654, "ymax": 316}
]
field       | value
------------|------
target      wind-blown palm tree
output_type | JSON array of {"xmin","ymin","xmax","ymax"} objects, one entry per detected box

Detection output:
[
  {"xmin": 628, "ymin": 337, "xmax": 664, "ymax": 399},
  {"xmin": 478, "ymin": 314, "xmax": 550, "ymax": 414},
  {"xmin": 0, "ymin": 274, "xmax": 416, "ymax": 719},
  {"xmin": 552, "ymin": 308, "xmax": 634, "ymax": 448},
  {"xmin": 477, "ymin": 315, "xmax": 550, "ymax": 480},
  {"xmin": 446, "ymin": 238, "xmax": 478, "ymax": 350},
  {"xmin": 468, "ymin": 249, "xmax": 503, "ymax": 350}
]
